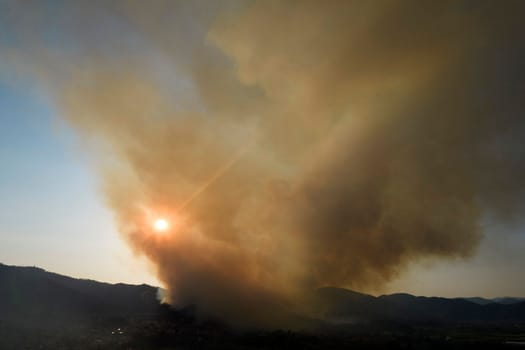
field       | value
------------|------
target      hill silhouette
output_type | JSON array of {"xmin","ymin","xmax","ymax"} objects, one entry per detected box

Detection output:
[
  {"xmin": 316, "ymin": 287, "xmax": 525, "ymax": 324},
  {"xmin": 0, "ymin": 263, "xmax": 159, "ymax": 329},
  {"xmin": 2, "ymin": 263, "xmax": 525, "ymax": 349},
  {"xmin": 2, "ymin": 263, "xmax": 525, "ymax": 329}
]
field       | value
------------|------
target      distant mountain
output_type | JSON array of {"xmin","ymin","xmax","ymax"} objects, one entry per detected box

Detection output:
[
  {"xmin": 2, "ymin": 264, "xmax": 525, "ymax": 349},
  {"xmin": 492, "ymin": 297, "xmax": 525, "ymax": 305},
  {"xmin": 2, "ymin": 263, "xmax": 525, "ymax": 331},
  {"xmin": 460, "ymin": 297, "xmax": 494, "ymax": 305},
  {"xmin": 458, "ymin": 296, "xmax": 525, "ymax": 305},
  {"xmin": 0, "ymin": 263, "xmax": 160, "ymax": 329},
  {"xmin": 315, "ymin": 287, "xmax": 525, "ymax": 324}
]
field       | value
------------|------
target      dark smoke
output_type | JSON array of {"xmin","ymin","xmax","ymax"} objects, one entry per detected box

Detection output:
[{"xmin": 2, "ymin": 0, "xmax": 525, "ymax": 326}]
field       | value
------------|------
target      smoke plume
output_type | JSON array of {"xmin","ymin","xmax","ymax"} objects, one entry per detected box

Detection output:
[{"xmin": 2, "ymin": 0, "xmax": 525, "ymax": 326}]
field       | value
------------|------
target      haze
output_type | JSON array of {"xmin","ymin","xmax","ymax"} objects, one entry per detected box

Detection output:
[{"xmin": 1, "ymin": 0, "xmax": 525, "ymax": 326}]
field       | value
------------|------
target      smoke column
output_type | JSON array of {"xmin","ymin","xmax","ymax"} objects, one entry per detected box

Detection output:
[{"xmin": 2, "ymin": 0, "xmax": 525, "ymax": 326}]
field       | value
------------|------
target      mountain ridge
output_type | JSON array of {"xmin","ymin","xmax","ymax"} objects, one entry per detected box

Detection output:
[
  {"xmin": 0, "ymin": 262, "xmax": 160, "ymax": 329},
  {"xmin": 2, "ymin": 263, "xmax": 525, "ymax": 329}
]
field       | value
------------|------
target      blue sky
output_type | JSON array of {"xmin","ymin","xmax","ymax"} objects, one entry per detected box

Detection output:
[{"xmin": 0, "ymin": 77, "xmax": 157, "ymax": 285}]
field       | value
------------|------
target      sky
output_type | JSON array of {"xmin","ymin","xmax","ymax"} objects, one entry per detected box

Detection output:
[
  {"xmin": 0, "ymin": 77, "xmax": 157, "ymax": 285},
  {"xmin": 2, "ymin": 74, "xmax": 525, "ymax": 298},
  {"xmin": 1, "ymin": 1, "xmax": 525, "ymax": 312}
]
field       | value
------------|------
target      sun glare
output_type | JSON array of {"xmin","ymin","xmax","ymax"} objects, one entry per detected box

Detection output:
[{"xmin": 153, "ymin": 218, "xmax": 169, "ymax": 232}]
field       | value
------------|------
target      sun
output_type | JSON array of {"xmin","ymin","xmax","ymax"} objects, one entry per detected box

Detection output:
[{"xmin": 153, "ymin": 218, "xmax": 169, "ymax": 232}]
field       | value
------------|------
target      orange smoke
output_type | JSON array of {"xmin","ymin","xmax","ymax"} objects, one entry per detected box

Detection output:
[{"xmin": 3, "ymin": 0, "xmax": 525, "ymax": 327}]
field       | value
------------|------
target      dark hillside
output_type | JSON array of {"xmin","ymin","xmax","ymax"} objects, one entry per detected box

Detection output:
[{"xmin": 0, "ymin": 263, "xmax": 159, "ymax": 329}]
